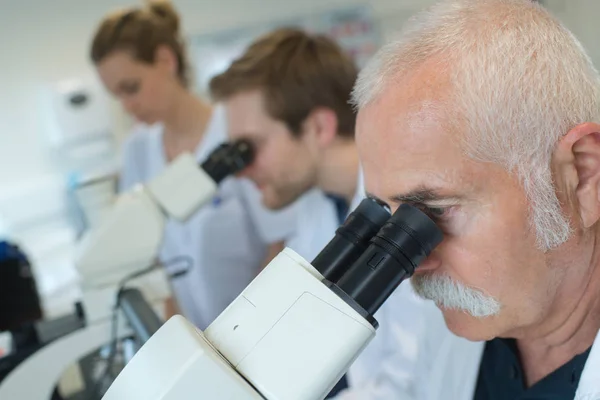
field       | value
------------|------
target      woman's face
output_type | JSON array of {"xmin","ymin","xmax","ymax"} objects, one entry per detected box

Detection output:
[{"xmin": 96, "ymin": 50, "xmax": 177, "ymax": 125}]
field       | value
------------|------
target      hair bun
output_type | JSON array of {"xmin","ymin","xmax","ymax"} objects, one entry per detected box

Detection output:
[{"xmin": 146, "ymin": 0, "xmax": 180, "ymax": 35}]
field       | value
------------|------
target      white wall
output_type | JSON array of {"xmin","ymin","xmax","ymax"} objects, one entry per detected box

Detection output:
[{"xmin": 556, "ymin": 0, "xmax": 600, "ymax": 66}]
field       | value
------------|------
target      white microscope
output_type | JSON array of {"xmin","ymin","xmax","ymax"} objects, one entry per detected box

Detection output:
[{"xmin": 101, "ymin": 195, "xmax": 443, "ymax": 400}]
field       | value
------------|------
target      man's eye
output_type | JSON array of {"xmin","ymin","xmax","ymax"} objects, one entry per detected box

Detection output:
[
  {"xmin": 252, "ymin": 138, "xmax": 269, "ymax": 150},
  {"xmin": 420, "ymin": 206, "xmax": 448, "ymax": 221},
  {"xmin": 428, "ymin": 207, "xmax": 446, "ymax": 217}
]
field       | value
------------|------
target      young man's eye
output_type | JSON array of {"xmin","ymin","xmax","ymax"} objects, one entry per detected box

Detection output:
[{"xmin": 251, "ymin": 137, "xmax": 267, "ymax": 149}]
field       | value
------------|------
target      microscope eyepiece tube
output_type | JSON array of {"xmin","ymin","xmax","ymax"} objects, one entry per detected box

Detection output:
[
  {"xmin": 336, "ymin": 204, "xmax": 443, "ymax": 316},
  {"xmin": 311, "ymin": 197, "xmax": 390, "ymax": 283},
  {"xmin": 201, "ymin": 139, "xmax": 255, "ymax": 183}
]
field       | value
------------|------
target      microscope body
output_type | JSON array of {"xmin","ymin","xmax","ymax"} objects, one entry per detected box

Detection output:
[
  {"xmin": 102, "ymin": 248, "xmax": 375, "ymax": 400},
  {"xmin": 101, "ymin": 196, "xmax": 443, "ymax": 400}
]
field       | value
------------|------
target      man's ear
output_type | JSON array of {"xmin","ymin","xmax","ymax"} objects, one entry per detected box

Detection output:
[
  {"xmin": 154, "ymin": 45, "xmax": 178, "ymax": 77},
  {"xmin": 303, "ymin": 108, "xmax": 338, "ymax": 147},
  {"xmin": 554, "ymin": 122, "xmax": 600, "ymax": 228}
]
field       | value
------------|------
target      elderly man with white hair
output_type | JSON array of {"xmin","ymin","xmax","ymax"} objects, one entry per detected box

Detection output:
[{"xmin": 346, "ymin": 0, "xmax": 600, "ymax": 399}]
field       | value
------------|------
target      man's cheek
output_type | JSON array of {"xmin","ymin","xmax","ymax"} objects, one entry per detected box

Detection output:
[
  {"xmin": 442, "ymin": 231, "xmax": 492, "ymax": 281},
  {"xmin": 252, "ymin": 151, "xmax": 270, "ymax": 175},
  {"xmin": 453, "ymin": 239, "xmax": 505, "ymax": 300}
]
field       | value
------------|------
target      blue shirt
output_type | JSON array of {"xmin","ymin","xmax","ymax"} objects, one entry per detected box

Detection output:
[
  {"xmin": 325, "ymin": 193, "xmax": 350, "ymax": 225},
  {"xmin": 474, "ymin": 337, "xmax": 591, "ymax": 400}
]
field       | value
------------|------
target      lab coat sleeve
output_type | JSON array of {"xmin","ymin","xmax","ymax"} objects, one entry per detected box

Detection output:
[
  {"xmin": 331, "ymin": 285, "xmax": 432, "ymax": 400},
  {"xmin": 236, "ymin": 179, "xmax": 300, "ymax": 244}
]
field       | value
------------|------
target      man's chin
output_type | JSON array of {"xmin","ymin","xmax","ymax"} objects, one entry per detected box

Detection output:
[
  {"xmin": 260, "ymin": 188, "xmax": 299, "ymax": 211},
  {"xmin": 135, "ymin": 115, "xmax": 157, "ymax": 125},
  {"xmin": 261, "ymin": 194, "xmax": 289, "ymax": 210},
  {"xmin": 262, "ymin": 198, "xmax": 284, "ymax": 210},
  {"xmin": 438, "ymin": 306, "xmax": 499, "ymax": 342}
]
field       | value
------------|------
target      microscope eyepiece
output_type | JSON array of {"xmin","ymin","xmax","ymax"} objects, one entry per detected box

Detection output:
[
  {"xmin": 312, "ymin": 197, "xmax": 390, "ymax": 282},
  {"xmin": 201, "ymin": 139, "xmax": 255, "ymax": 183},
  {"xmin": 335, "ymin": 204, "xmax": 443, "ymax": 317}
]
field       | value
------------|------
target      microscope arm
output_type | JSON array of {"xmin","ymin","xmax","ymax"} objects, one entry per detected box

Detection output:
[
  {"xmin": 74, "ymin": 153, "xmax": 218, "ymax": 322},
  {"xmin": 75, "ymin": 153, "xmax": 218, "ymax": 288}
]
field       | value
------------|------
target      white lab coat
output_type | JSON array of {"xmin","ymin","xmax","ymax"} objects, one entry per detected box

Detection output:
[
  {"xmin": 119, "ymin": 105, "xmax": 299, "ymax": 329},
  {"xmin": 403, "ymin": 327, "xmax": 600, "ymax": 400},
  {"xmin": 285, "ymin": 188, "xmax": 340, "ymax": 261}
]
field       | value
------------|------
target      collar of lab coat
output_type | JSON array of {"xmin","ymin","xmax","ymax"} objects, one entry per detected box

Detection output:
[
  {"xmin": 428, "ymin": 328, "xmax": 600, "ymax": 400},
  {"xmin": 575, "ymin": 328, "xmax": 600, "ymax": 400}
]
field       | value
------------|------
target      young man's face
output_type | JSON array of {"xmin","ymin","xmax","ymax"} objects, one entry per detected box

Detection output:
[{"xmin": 225, "ymin": 90, "xmax": 319, "ymax": 210}]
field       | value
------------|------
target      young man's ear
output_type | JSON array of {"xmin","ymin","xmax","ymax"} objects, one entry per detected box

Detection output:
[
  {"xmin": 554, "ymin": 122, "xmax": 600, "ymax": 228},
  {"xmin": 303, "ymin": 108, "xmax": 338, "ymax": 146},
  {"xmin": 154, "ymin": 45, "xmax": 178, "ymax": 77}
]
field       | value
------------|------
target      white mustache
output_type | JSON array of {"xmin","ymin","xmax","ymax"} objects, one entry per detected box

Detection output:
[{"xmin": 411, "ymin": 273, "xmax": 501, "ymax": 318}]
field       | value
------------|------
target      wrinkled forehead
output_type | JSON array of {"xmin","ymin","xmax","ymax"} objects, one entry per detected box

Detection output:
[{"xmin": 355, "ymin": 80, "xmax": 473, "ymax": 202}]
